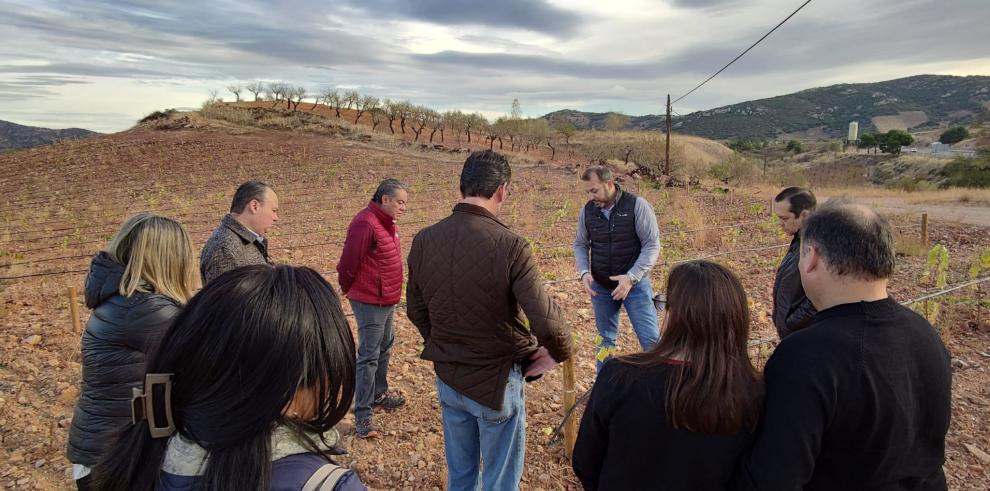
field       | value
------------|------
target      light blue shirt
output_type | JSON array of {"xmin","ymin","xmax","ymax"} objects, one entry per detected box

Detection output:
[{"xmin": 573, "ymin": 196, "xmax": 661, "ymax": 283}]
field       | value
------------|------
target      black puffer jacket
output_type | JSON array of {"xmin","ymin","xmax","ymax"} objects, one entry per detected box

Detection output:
[
  {"xmin": 772, "ymin": 235, "xmax": 817, "ymax": 339},
  {"xmin": 67, "ymin": 252, "xmax": 181, "ymax": 466}
]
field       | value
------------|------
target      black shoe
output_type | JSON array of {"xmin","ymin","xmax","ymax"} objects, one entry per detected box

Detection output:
[{"xmin": 372, "ymin": 390, "xmax": 406, "ymax": 410}]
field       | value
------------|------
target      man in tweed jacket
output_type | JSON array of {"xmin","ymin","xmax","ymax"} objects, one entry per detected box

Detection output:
[{"xmin": 200, "ymin": 181, "xmax": 279, "ymax": 284}]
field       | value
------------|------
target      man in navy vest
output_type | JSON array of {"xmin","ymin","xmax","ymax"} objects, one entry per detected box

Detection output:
[
  {"xmin": 337, "ymin": 178, "xmax": 409, "ymax": 438},
  {"xmin": 574, "ymin": 166, "xmax": 661, "ymax": 372}
]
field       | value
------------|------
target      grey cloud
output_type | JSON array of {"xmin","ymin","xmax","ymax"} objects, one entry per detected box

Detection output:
[
  {"xmin": 2, "ymin": 1, "xmax": 392, "ymax": 79},
  {"xmin": 336, "ymin": 0, "xmax": 585, "ymax": 37},
  {"xmin": 667, "ymin": 0, "xmax": 741, "ymax": 10},
  {"xmin": 0, "ymin": 63, "xmax": 176, "ymax": 80},
  {"xmin": 412, "ymin": 51, "xmax": 670, "ymax": 80}
]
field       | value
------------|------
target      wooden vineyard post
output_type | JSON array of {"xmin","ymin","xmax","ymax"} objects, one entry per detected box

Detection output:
[
  {"xmin": 562, "ymin": 356, "xmax": 578, "ymax": 460},
  {"xmin": 921, "ymin": 213, "xmax": 929, "ymax": 248},
  {"xmin": 68, "ymin": 286, "xmax": 82, "ymax": 333}
]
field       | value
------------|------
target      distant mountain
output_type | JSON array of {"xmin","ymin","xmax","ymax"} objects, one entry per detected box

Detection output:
[
  {"xmin": 0, "ymin": 120, "xmax": 100, "ymax": 152},
  {"xmin": 545, "ymin": 75, "xmax": 990, "ymax": 140}
]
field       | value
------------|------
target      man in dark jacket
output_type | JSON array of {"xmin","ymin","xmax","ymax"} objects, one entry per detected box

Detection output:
[
  {"xmin": 574, "ymin": 166, "xmax": 661, "ymax": 371},
  {"xmin": 736, "ymin": 200, "xmax": 952, "ymax": 491},
  {"xmin": 337, "ymin": 178, "xmax": 409, "ymax": 439},
  {"xmin": 771, "ymin": 186, "xmax": 817, "ymax": 339},
  {"xmin": 200, "ymin": 180, "xmax": 278, "ymax": 284},
  {"xmin": 407, "ymin": 150, "xmax": 572, "ymax": 491}
]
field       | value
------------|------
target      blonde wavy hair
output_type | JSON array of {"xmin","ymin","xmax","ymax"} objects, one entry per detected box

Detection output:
[{"xmin": 107, "ymin": 213, "xmax": 198, "ymax": 304}]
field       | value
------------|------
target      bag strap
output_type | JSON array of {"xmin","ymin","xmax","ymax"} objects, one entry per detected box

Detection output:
[{"xmin": 301, "ymin": 463, "xmax": 350, "ymax": 491}]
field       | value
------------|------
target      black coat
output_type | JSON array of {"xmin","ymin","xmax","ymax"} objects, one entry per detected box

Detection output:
[
  {"xmin": 772, "ymin": 235, "xmax": 816, "ymax": 339},
  {"xmin": 66, "ymin": 252, "xmax": 181, "ymax": 466},
  {"xmin": 573, "ymin": 360, "xmax": 757, "ymax": 490}
]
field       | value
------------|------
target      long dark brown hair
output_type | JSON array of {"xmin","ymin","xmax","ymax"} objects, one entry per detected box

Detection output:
[
  {"xmin": 91, "ymin": 265, "xmax": 356, "ymax": 490},
  {"xmin": 618, "ymin": 260, "xmax": 763, "ymax": 434}
]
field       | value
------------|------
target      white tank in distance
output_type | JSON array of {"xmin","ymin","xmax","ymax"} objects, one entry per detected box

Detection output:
[{"xmin": 848, "ymin": 121, "xmax": 859, "ymax": 141}]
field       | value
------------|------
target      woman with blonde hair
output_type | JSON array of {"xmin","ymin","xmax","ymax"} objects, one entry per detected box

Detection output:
[{"xmin": 67, "ymin": 213, "xmax": 197, "ymax": 490}]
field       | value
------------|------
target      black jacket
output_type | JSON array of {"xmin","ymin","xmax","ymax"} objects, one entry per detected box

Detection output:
[
  {"xmin": 584, "ymin": 186, "xmax": 641, "ymax": 290},
  {"xmin": 574, "ymin": 360, "xmax": 757, "ymax": 490},
  {"xmin": 772, "ymin": 235, "xmax": 816, "ymax": 339},
  {"xmin": 66, "ymin": 252, "xmax": 181, "ymax": 466}
]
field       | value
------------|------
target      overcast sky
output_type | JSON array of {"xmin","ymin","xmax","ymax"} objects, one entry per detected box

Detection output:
[{"xmin": 1, "ymin": 0, "xmax": 988, "ymax": 133}]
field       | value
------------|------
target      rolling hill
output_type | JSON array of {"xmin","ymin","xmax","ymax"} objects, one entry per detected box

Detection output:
[
  {"xmin": 546, "ymin": 75, "xmax": 990, "ymax": 140},
  {"xmin": 0, "ymin": 119, "xmax": 99, "ymax": 152}
]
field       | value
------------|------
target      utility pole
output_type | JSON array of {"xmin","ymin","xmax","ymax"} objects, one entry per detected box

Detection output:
[
  {"xmin": 763, "ymin": 142, "xmax": 769, "ymax": 176},
  {"xmin": 665, "ymin": 94, "xmax": 671, "ymax": 175}
]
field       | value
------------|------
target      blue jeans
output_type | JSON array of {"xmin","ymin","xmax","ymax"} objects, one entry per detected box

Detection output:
[
  {"xmin": 349, "ymin": 300, "xmax": 396, "ymax": 421},
  {"xmin": 590, "ymin": 280, "xmax": 659, "ymax": 371},
  {"xmin": 436, "ymin": 366, "xmax": 525, "ymax": 491}
]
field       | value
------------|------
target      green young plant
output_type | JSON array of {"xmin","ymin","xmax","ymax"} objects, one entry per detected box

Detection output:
[
  {"xmin": 968, "ymin": 247, "xmax": 990, "ymax": 279},
  {"xmin": 919, "ymin": 244, "xmax": 950, "ymax": 325},
  {"xmin": 545, "ymin": 200, "xmax": 571, "ymax": 228},
  {"xmin": 758, "ymin": 214, "xmax": 780, "ymax": 235},
  {"xmin": 721, "ymin": 227, "xmax": 741, "ymax": 249}
]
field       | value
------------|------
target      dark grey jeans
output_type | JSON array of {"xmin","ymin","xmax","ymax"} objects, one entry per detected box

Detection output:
[{"xmin": 349, "ymin": 299, "xmax": 396, "ymax": 421}]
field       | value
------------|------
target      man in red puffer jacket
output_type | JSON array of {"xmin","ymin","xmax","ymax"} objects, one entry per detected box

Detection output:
[{"xmin": 337, "ymin": 178, "xmax": 409, "ymax": 439}]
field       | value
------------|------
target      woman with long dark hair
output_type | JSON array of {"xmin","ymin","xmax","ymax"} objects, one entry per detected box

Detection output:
[
  {"xmin": 91, "ymin": 265, "xmax": 366, "ymax": 490},
  {"xmin": 572, "ymin": 260, "xmax": 764, "ymax": 490},
  {"xmin": 68, "ymin": 213, "xmax": 197, "ymax": 490}
]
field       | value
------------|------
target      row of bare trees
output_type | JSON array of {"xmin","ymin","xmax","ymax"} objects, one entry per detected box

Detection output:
[{"xmin": 222, "ymin": 83, "xmax": 584, "ymax": 159}]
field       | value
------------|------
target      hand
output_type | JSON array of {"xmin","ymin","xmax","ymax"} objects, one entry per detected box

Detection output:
[
  {"xmin": 581, "ymin": 273, "xmax": 596, "ymax": 297},
  {"xmin": 524, "ymin": 347, "xmax": 557, "ymax": 378},
  {"xmin": 609, "ymin": 275, "xmax": 634, "ymax": 301}
]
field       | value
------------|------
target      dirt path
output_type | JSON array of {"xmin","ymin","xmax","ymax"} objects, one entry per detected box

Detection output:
[{"xmin": 846, "ymin": 197, "xmax": 990, "ymax": 227}]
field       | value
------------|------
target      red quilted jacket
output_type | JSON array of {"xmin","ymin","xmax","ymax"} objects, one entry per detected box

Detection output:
[{"xmin": 336, "ymin": 202, "xmax": 403, "ymax": 305}]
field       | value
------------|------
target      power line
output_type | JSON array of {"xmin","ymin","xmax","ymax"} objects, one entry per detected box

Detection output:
[{"xmin": 672, "ymin": 0, "xmax": 812, "ymax": 105}]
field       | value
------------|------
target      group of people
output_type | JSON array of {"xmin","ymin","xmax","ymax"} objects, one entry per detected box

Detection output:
[{"xmin": 63, "ymin": 149, "xmax": 952, "ymax": 491}]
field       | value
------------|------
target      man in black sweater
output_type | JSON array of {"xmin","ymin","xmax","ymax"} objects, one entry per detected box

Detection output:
[{"xmin": 736, "ymin": 200, "xmax": 952, "ymax": 491}]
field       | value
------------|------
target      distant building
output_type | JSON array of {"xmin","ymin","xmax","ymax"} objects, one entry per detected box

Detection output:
[{"xmin": 931, "ymin": 142, "xmax": 951, "ymax": 154}]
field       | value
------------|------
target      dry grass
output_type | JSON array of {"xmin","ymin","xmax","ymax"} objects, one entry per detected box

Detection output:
[{"xmin": 573, "ymin": 131, "xmax": 734, "ymax": 166}]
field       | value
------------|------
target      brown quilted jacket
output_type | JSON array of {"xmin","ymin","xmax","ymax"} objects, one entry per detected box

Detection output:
[{"xmin": 406, "ymin": 203, "xmax": 572, "ymax": 409}]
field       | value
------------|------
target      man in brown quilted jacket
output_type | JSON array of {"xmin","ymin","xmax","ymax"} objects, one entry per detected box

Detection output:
[{"xmin": 407, "ymin": 150, "xmax": 572, "ymax": 491}]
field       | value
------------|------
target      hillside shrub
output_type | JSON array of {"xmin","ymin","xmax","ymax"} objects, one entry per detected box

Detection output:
[
  {"xmin": 709, "ymin": 153, "xmax": 757, "ymax": 186},
  {"xmin": 891, "ymin": 176, "xmax": 938, "ymax": 192},
  {"xmin": 941, "ymin": 151, "xmax": 990, "ymax": 188},
  {"xmin": 139, "ymin": 109, "xmax": 177, "ymax": 123},
  {"xmin": 939, "ymin": 126, "xmax": 970, "ymax": 144}
]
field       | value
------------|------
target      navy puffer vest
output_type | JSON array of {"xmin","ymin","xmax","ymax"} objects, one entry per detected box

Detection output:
[{"xmin": 584, "ymin": 186, "xmax": 641, "ymax": 290}]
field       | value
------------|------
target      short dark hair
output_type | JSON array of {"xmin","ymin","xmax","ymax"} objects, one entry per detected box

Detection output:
[
  {"xmin": 230, "ymin": 180, "xmax": 272, "ymax": 214},
  {"xmin": 581, "ymin": 165, "xmax": 613, "ymax": 182},
  {"xmin": 774, "ymin": 186, "xmax": 816, "ymax": 216},
  {"xmin": 800, "ymin": 199, "xmax": 895, "ymax": 280},
  {"xmin": 372, "ymin": 178, "xmax": 408, "ymax": 204},
  {"xmin": 460, "ymin": 150, "xmax": 511, "ymax": 199}
]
